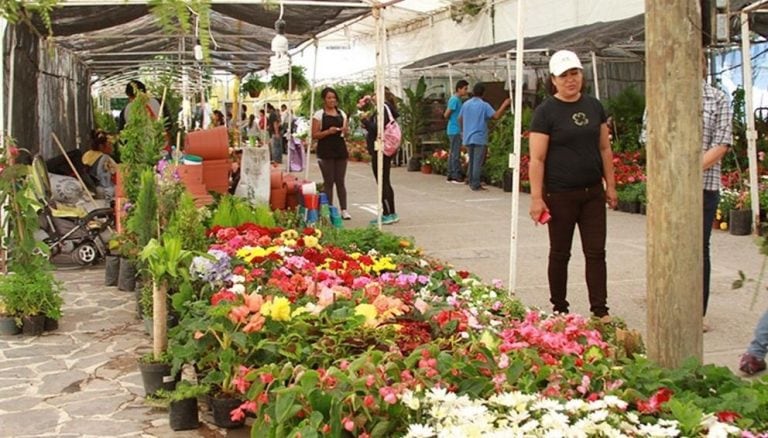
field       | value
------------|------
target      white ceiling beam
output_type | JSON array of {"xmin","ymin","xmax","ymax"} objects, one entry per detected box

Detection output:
[{"xmin": 55, "ymin": 0, "xmax": 371, "ymax": 7}]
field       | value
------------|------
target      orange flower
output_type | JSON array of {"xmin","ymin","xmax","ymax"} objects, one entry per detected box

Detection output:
[
  {"xmin": 244, "ymin": 292, "xmax": 264, "ymax": 313},
  {"xmin": 228, "ymin": 305, "xmax": 250, "ymax": 324},
  {"xmin": 243, "ymin": 314, "xmax": 266, "ymax": 333}
]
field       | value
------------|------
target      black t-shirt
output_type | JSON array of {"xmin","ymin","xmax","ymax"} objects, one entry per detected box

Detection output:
[
  {"xmin": 530, "ymin": 95, "xmax": 607, "ymax": 192},
  {"xmin": 267, "ymin": 111, "xmax": 280, "ymax": 136},
  {"xmin": 315, "ymin": 110, "xmax": 348, "ymax": 159}
]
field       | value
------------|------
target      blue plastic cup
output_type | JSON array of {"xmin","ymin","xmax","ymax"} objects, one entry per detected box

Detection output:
[
  {"xmin": 318, "ymin": 192, "xmax": 329, "ymax": 205},
  {"xmin": 306, "ymin": 209, "xmax": 319, "ymax": 224},
  {"xmin": 329, "ymin": 206, "xmax": 340, "ymax": 219}
]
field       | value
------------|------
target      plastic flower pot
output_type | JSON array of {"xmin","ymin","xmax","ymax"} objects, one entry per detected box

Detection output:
[
  {"xmin": 117, "ymin": 257, "xmax": 137, "ymax": 292},
  {"xmin": 730, "ymin": 209, "xmax": 752, "ymax": 236},
  {"xmin": 44, "ymin": 316, "xmax": 59, "ymax": 332},
  {"xmin": 303, "ymin": 194, "xmax": 319, "ymax": 210},
  {"xmin": 207, "ymin": 396, "xmax": 245, "ymax": 429},
  {"xmin": 104, "ymin": 255, "xmax": 120, "ymax": 287},
  {"xmin": 138, "ymin": 361, "xmax": 175, "ymax": 397},
  {"xmin": 169, "ymin": 398, "xmax": 199, "ymax": 431},
  {"xmin": 0, "ymin": 315, "xmax": 20, "ymax": 336},
  {"xmin": 22, "ymin": 315, "xmax": 45, "ymax": 337}
]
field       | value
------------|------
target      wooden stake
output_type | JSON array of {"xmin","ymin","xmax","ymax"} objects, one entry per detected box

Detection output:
[
  {"xmin": 645, "ymin": 0, "xmax": 703, "ymax": 367},
  {"xmin": 152, "ymin": 280, "xmax": 168, "ymax": 361}
]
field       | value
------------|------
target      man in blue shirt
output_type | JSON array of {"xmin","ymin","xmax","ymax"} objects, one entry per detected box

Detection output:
[
  {"xmin": 444, "ymin": 80, "xmax": 469, "ymax": 183},
  {"xmin": 458, "ymin": 83, "xmax": 511, "ymax": 191}
]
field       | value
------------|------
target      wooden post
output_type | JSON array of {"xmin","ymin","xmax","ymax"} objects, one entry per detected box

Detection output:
[
  {"xmin": 152, "ymin": 280, "xmax": 168, "ymax": 361},
  {"xmin": 645, "ymin": 0, "xmax": 704, "ymax": 367}
]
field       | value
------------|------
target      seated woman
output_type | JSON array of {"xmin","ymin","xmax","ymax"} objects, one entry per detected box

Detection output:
[{"xmin": 82, "ymin": 130, "xmax": 118, "ymax": 200}]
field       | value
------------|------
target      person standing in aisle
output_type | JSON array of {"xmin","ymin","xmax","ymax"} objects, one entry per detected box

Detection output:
[
  {"xmin": 361, "ymin": 88, "xmax": 400, "ymax": 225},
  {"xmin": 312, "ymin": 87, "xmax": 352, "ymax": 220},
  {"xmin": 444, "ymin": 80, "xmax": 469, "ymax": 183},
  {"xmin": 458, "ymin": 82, "xmax": 510, "ymax": 191},
  {"xmin": 528, "ymin": 50, "xmax": 617, "ymax": 319}
]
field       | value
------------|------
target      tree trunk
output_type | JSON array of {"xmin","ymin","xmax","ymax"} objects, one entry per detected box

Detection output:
[
  {"xmin": 645, "ymin": 0, "xmax": 704, "ymax": 367},
  {"xmin": 152, "ymin": 280, "xmax": 168, "ymax": 361}
]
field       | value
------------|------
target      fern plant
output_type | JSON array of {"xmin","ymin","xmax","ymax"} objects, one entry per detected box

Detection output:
[
  {"xmin": 166, "ymin": 193, "xmax": 208, "ymax": 252},
  {"xmin": 126, "ymin": 169, "xmax": 158, "ymax": 249},
  {"xmin": 400, "ymin": 77, "xmax": 428, "ymax": 157},
  {"xmin": 119, "ymin": 91, "xmax": 164, "ymax": 203}
]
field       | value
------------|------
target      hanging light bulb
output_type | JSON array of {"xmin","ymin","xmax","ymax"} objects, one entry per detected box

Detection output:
[
  {"xmin": 193, "ymin": 39, "xmax": 204, "ymax": 62},
  {"xmin": 270, "ymin": 18, "xmax": 290, "ymax": 76}
]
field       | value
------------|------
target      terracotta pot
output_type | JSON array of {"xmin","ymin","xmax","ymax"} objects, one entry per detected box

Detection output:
[
  {"xmin": 185, "ymin": 127, "xmax": 229, "ymax": 160},
  {"xmin": 115, "ymin": 170, "xmax": 125, "ymax": 198},
  {"xmin": 177, "ymin": 164, "xmax": 204, "ymax": 185},
  {"xmin": 420, "ymin": 164, "xmax": 433, "ymax": 174},
  {"xmin": 248, "ymin": 89, "xmax": 261, "ymax": 98},
  {"xmin": 270, "ymin": 186, "xmax": 288, "ymax": 210},
  {"xmin": 270, "ymin": 171, "xmax": 284, "ymax": 189},
  {"xmin": 202, "ymin": 159, "xmax": 231, "ymax": 194}
]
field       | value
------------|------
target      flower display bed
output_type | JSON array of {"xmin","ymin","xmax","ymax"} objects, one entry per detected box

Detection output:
[{"xmin": 161, "ymin": 223, "xmax": 768, "ymax": 437}]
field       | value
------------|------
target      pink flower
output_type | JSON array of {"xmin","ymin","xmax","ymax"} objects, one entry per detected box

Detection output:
[
  {"xmin": 243, "ymin": 314, "xmax": 265, "ymax": 333},
  {"xmin": 414, "ymin": 298, "xmax": 429, "ymax": 314},
  {"xmin": 497, "ymin": 353, "xmax": 509, "ymax": 369},
  {"xmin": 260, "ymin": 373, "xmax": 274, "ymax": 384},
  {"xmin": 228, "ymin": 305, "xmax": 250, "ymax": 324},
  {"xmin": 193, "ymin": 331, "xmax": 204, "ymax": 340},
  {"xmin": 378, "ymin": 386, "xmax": 397, "ymax": 404}
]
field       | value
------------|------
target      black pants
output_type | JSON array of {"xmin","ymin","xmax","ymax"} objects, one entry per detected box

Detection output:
[
  {"xmin": 703, "ymin": 190, "xmax": 719, "ymax": 316},
  {"xmin": 317, "ymin": 158, "xmax": 348, "ymax": 210},
  {"xmin": 371, "ymin": 153, "xmax": 395, "ymax": 216},
  {"xmin": 545, "ymin": 184, "xmax": 609, "ymax": 317}
]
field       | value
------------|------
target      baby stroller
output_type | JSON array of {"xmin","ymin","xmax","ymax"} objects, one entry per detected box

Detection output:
[{"xmin": 30, "ymin": 156, "xmax": 114, "ymax": 265}]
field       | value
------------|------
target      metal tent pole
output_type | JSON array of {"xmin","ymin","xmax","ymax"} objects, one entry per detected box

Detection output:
[
  {"xmin": 507, "ymin": 0, "xmax": 524, "ymax": 292},
  {"xmin": 305, "ymin": 39, "xmax": 318, "ymax": 180},
  {"xmin": 373, "ymin": 3, "xmax": 385, "ymax": 229},
  {"xmin": 6, "ymin": 25, "xmax": 15, "ymax": 141},
  {"xmin": 0, "ymin": 18, "xmax": 7, "ymax": 273},
  {"xmin": 286, "ymin": 58, "xmax": 293, "ymax": 172},
  {"xmin": 591, "ymin": 51, "xmax": 600, "ymax": 100},
  {"xmin": 740, "ymin": 12, "xmax": 760, "ymax": 234}
]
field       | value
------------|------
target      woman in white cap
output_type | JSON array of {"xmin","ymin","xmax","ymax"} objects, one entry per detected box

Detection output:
[{"xmin": 528, "ymin": 50, "xmax": 618, "ymax": 320}]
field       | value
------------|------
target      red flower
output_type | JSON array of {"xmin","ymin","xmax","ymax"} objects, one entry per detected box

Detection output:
[
  {"xmin": 211, "ymin": 289, "xmax": 237, "ymax": 306},
  {"xmin": 716, "ymin": 411, "xmax": 741, "ymax": 423},
  {"xmin": 636, "ymin": 387, "xmax": 673, "ymax": 414}
]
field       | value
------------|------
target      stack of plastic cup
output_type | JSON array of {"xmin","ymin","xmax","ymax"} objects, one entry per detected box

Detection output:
[{"xmin": 303, "ymin": 194, "xmax": 319, "ymax": 224}]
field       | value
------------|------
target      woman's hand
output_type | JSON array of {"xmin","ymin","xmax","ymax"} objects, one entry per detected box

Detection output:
[
  {"xmin": 529, "ymin": 198, "xmax": 549, "ymax": 225},
  {"xmin": 605, "ymin": 186, "xmax": 618, "ymax": 209}
]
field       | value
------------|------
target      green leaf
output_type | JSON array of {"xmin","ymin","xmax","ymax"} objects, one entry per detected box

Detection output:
[
  {"xmin": 275, "ymin": 388, "xmax": 298, "ymax": 424},
  {"xmin": 369, "ymin": 420, "xmax": 392, "ymax": 438}
]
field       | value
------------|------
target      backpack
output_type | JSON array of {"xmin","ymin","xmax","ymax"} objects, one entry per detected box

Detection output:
[{"xmin": 382, "ymin": 104, "xmax": 401, "ymax": 157}]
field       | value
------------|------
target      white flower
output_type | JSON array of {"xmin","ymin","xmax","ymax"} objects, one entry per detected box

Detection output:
[
  {"xmin": 229, "ymin": 283, "xmax": 245, "ymax": 294},
  {"xmin": 401, "ymin": 390, "xmax": 421, "ymax": 410},
  {"xmin": 531, "ymin": 399, "xmax": 565, "ymax": 413},
  {"xmin": 637, "ymin": 422, "xmax": 680, "ymax": 437},
  {"xmin": 706, "ymin": 421, "xmax": 740, "ymax": 438},
  {"xmin": 405, "ymin": 423, "xmax": 435, "ymax": 438},
  {"xmin": 587, "ymin": 409, "xmax": 609, "ymax": 424},
  {"xmin": 601, "ymin": 395, "xmax": 628, "ymax": 410},
  {"xmin": 540, "ymin": 411, "xmax": 570, "ymax": 431},
  {"xmin": 230, "ymin": 274, "xmax": 245, "ymax": 283},
  {"xmin": 564, "ymin": 398, "xmax": 588, "ymax": 413}
]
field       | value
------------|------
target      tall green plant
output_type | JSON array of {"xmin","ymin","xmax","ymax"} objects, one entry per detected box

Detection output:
[
  {"xmin": 484, "ymin": 109, "xmax": 532, "ymax": 185},
  {"xmin": 604, "ymin": 86, "xmax": 645, "ymax": 153},
  {"xmin": 400, "ymin": 77, "xmax": 428, "ymax": 156},
  {"xmin": 126, "ymin": 169, "xmax": 158, "ymax": 249},
  {"xmin": 166, "ymin": 193, "xmax": 208, "ymax": 252},
  {"xmin": 119, "ymin": 92, "xmax": 164, "ymax": 203}
]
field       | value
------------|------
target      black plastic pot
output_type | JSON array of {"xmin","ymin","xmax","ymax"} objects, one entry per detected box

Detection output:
[
  {"xmin": 169, "ymin": 398, "xmax": 199, "ymax": 431},
  {"xmin": 22, "ymin": 315, "xmax": 45, "ymax": 336},
  {"xmin": 502, "ymin": 170, "xmax": 514, "ymax": 192},
  {"xmin": 44, "ymin": 316, "xmax": 59, "ymax": 332},
  {"xmin": 105, "ymin": 255, "xmax": 120, "ymax": 287},
  {"xmin": 208, "ymin": 396, "xmax": 245, "ymax": 429},
  {"xmin": 730, "ymin": 209, "xmax": 752, "ymax": 236},
  {"xmin": 0, "ymin": 315, "xmax": 20, "ymax": 336},
  {"xmin": 407, "ymin": 156, "xmax": 422, "ymax": 172},
  {"xmin": 138, "ymin": 361, "xmax": 175, "ymax": 397},
  {"xmin": 117, "ymin": 257, "xmax": 137, "ymax": 292}
]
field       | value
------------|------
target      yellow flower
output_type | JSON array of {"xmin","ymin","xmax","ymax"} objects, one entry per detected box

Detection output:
[
  {"xmin": 371, "ymin": 256, "xmax": 397, "ymax": 274},
  {"xmin": 283, "ymin": 238, "xmax": 297, "ymax": 247},
  {"xmin": 270, "ymin": 297, "xmax": 292, "ymax": 321},
  {"xmin": 281, "ymin": 229, "xmax": 299, "ymax": 240},
  {"xmin": 314, "ymin": 228, "xmax": 323, "ymax": 238},
  {"xmin": 303, "ymin": 235, "xmax": 321, "ymax": 249},
  {"xmin": 291, "ymin": 306, "xmax": 309, "ymax": 317},
  {"xmin": 720, "ymin": 222, "xmax": 728, "ymax": 231},
  {"xmin": 236, "ymin": 246, "xmax": 276, "ymax": 263},
  {"xmin": 355, "ymin": 303, "xmax": 378, "ymax": 327}
]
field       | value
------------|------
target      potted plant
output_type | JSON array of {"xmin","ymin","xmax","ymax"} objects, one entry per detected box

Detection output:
[
  {"xmin": 0, "ymin": 298, "xmax": 20, "ymax": 336},
  {"xmin": 155, "ymin": 382, "xmax": 209, "ymax": 431},
  {"xmin": 138, "ymin": 351, "xmax": 176, "ymax": 397},
  {"xmin": 400, "ymin": 77, "xmax": 428, "ymax": 171},
  {"xmin": 269, "ymin": 65, "xmax": 309, "ymax": 92},
  {"xmin": 241, "ymin": 74, "xmax": 267, "ymax": 98},
  {"xmin": 0, "ymin": 148, "xmax": 63, "ymax": 336},
  {"xmin": 730, "ymin": 189, "xmax": 752, "ymax": 236}
]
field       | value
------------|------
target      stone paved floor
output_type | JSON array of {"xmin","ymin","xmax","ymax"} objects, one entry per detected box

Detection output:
[{"xmin": 0, "ymin": 266, "xmax": 247, "ymax": 438}]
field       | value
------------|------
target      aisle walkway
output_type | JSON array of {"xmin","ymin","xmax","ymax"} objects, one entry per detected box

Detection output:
[{"xmin": 0, "ymin": 160, "xmax": 764, "ymax": 437}]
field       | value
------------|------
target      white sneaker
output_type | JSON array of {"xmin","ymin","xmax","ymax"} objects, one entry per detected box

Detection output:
[{"xmin": 341, "ymin": 210, "xmax": 352, "ymax": 220}]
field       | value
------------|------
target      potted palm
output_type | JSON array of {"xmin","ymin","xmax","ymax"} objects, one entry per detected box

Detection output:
[{"xmin": 241, "ymin": 74, "xmax": 267, "ymax": 98}]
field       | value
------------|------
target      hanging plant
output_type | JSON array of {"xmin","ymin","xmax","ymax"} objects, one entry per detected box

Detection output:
[
  {"xmin": 269, "ymin": 65, "xmax": 310, "ymax": 93},
  {"xmin": 450, "ymin": 0, "xmax": 485, "ymax": 24},
  {"xmin": 0, "ymin": 0, "xmax": 59, "ymax": 36},
  {"xmin": 241, "ymin": 74, "xmax": 267, "ymax": 98},
  {"xmin": 149, "ymin": 0, "xmax": 213, "ymax": 61}
]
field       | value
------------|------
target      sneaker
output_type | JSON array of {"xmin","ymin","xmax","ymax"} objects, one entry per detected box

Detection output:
[
  {"xmin": 382, "ymin": 213, "xmax": 400, "ymax": 225},
  {"xmin": 470, "ymin": 186, "xmax": 488, "ymax": 191},
  {"xmin": 449, "ymin": 178, "xmax": 464, "ymax": 184},
  {"xmin": 739, "ymin": 353, "xmax": 767, "ymax": 375},
  {"xmin": 341, "ymin": 210, "xmax": 352, "ymax": 220}
]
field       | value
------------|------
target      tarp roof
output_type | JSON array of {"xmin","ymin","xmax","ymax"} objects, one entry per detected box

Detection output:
[
  {"xmin": 402, "ymin": 14, "xmax": 646, "ymax": 71},
  {"xmin": 31, "ymin": 2, "xmax": 371, "ymax": 88}
]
